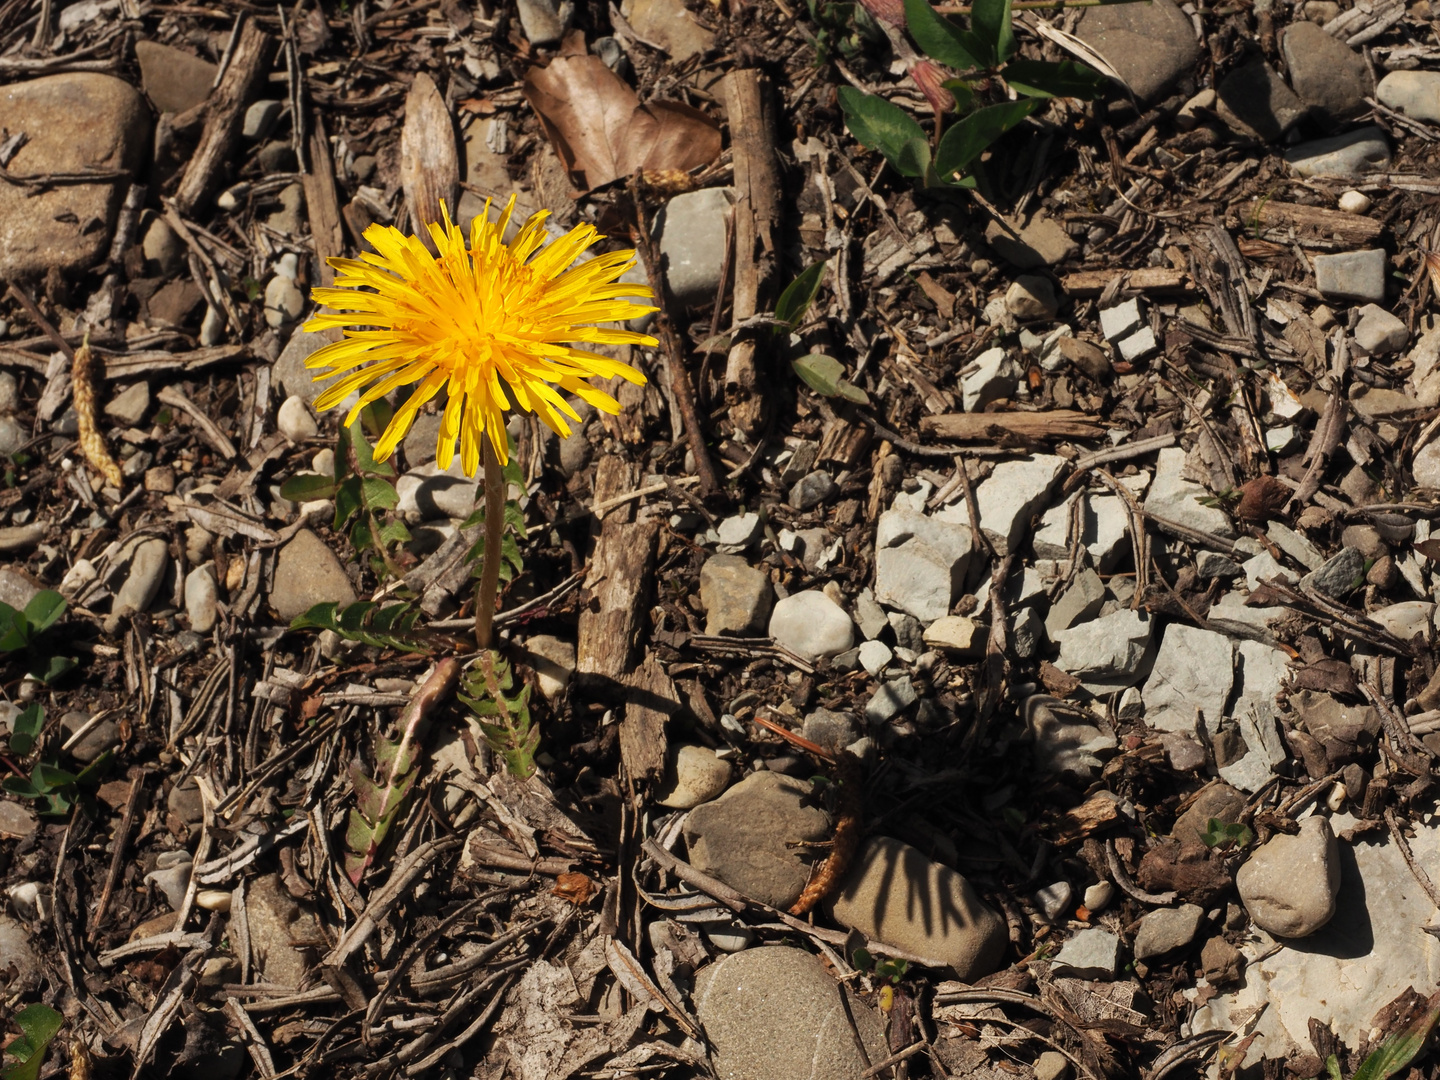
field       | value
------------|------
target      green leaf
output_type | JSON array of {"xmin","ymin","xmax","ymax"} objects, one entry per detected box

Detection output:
[
  {"xmin": 21, "ymin": 591, "xmax": 65, "ymax": 635},
  {"xmin": 9, "ymin": 704, "xmax": 43, "ymax": 757},
  {"xmin": 1199, "ymin": 818, "xmax": 1254, "ymax": 849},
  {"xmin": 775, "ymin": 261, "xmax": 828, "ymax": 331},
  {"xmin": 360, "ymin": 399, "xmax": 393, "ymax": 442},
  {"xmin": 792, "ymin": 353, "xmax": 847, "ymax": 397},
  {"xmin": 1351, "ymin": 992, "xmax": 1440, "ymax": 1080},
  {"xmin": 838, "ymin": 87, "xmax": 928, "ymax": 175},
  {"xmin": 350, "ymin": 517, "xmax": 375, "ymax": 553},
  {"xmin": 377, "ymin": 520, "xmax": 412, "ymax": 548},
  {"xmin": 904, "ymin": 0, "xmax": 984, "ymax": 70},
  {"xmin": 1, "ymin": 778, "xmax": 39, "ymax": 800},
  {"xmin": 1325, "ymin": 1056, "xmax": 1343, "ymax": 1080},
  {"xmin": 291, "ymin": 602, "xmax": 340, "ymax": 631},
  {"xmin": 34, "ymin": 764, "xmax": 77, "ymax": 790},
  {"xmin": 73, "ymin": 750, "xmax": 113, "ymax": 787},
  {"xmin": 338, "ymin": 601, "xmax": 377, "ymax": 633},
  {"xmin": 361, "ymin": 476, "xmax": 399, "ymax": 511},
  {"xmin": 29, "ymin": 655, "xmax": 76, "ymax": 686},
  {"xmin": 934, "ymin": 98, "xmax": 1041, "ymax": 179},
  {"xmin": 0, "ymin": 605, "xmax": 28, "ymax": 653},
  {"xmin": 896, "ymin": 137, "xmax": 933, "ymax": 182},
  {"xmin": 1004, "ymin": 58, "xmax": 1108, "ymax": 99},
  {"xmin": 2, "ymin": 1002, "xmax": 64, "ymax": 1080},
  {"xmin": 279, "ymin": 473, "xmax": 339, "ymax": 502},
  {"xmin": 971, "ymin": 0, "xmax": 1014, "ymax": 63},
  {"xmin": 334, "ymin": 476, "xmax": 363, "ymax": 529},
  {"xmin": 852, "ymin": 947, "xmax": 874, "ymax": 972}
]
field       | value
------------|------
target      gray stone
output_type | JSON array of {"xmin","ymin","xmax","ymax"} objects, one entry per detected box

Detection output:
[
  {"xmin": 276, "ymin": 394, "xmax": 318, "ymax": 444},
  {"xmin": 769, "ymin": 590, "xmax": 854, "ymax": 661},
  {"xmin": 1216, "ymin": 56, "xmax": 1305, "ymax": 140},
  {"xmin": 921, "ymin": 615, "xmax": 984, "ymax": 655},
  {"xmin": 694, "ymin": 947, "xmax": 886, "ymax": 1080},
  {"xmin": 1197, "ymin": 550, "xmax": 1243, "ymax": 579},
  {"xmin": 1368, "ymin": 600, "xmax": 1434, "ymax": 642},
  {"xmin": 1045, "ymin": 567, "xmax": 1106, "ymax": 637},
  {"xmin": 134, "ymin": 40, "xmax": 216, "ymax": 112},
  {"xmin": 874, "ymin": 543, "xmax": 957, "ymax": 624},
  {"xmin": 1236, "ymin": 816, "xmax": 1340, "ymax": 938},
  {"xmin": 961, "ymin": 346, "xmax": 1016, "ymax": 412},
  {"xmin": 0, "ymin": 417, "xmax": 22, "ymax": 456},
  {"xmin": 246, "ymin": 874, "xmax": 323, "ymax": 987},
  {"xmin": 265, "ymin": 183, "xmax": 305, "ymax": 236},
  {"xmin": 803, "ymin": 708, "xmax": 862, "ymax": 756},
  {"xmin": 1005, "ymin": 275, "xmax": 1059, "ymax": 320},
  {"xmin": 271, "ymin": 529, "xmax": 356, "ymax": 623},
  {"xmin": 0, "ymin": 74, "xmax": 149, "ymax": 276},
  {"xmin": 938, "ymin": 454, "xmax": 1067, "ymax": 556},
  {"xmin": 515, "ymin": 0, "xmax": 567, "ymax": 44},
  {"xmin": 716, "ymin": 512, "xmax": 761, "ymax": 551},
  {"xmin": 167, "ymin": 778, "xmax": 204, "ymax": 825},
  {"xmin": 1416, "ymin": 440, "xmax": 1440, "ymax": 488},
  {"xmin": 1144, "ymin": 447, "xmax": 1235, "ymax": 538},
  {"xmin": 888, "ymin": 611, "xmax": 925, "ymax": 652},
  {"xmin": 983, "ymin": 213, "xmax": 1077, "ymax": 269},
  {"xmin": 144, "ymin": 858, "xmax": 192, "ymax": 910},
  {"xmin": 108, "ymin": 537, "xmax": 169, "ymax": 630},
  {"xmin": 1052, "ymin": 608, "xmax": 1153, "ymax": 686},
  {"xmin": 0, "ymin": 801, "xmax": 35, "ymax": 839},
  {"xmin": 1281, "ymin": 22, "xmax": 1372, "ymax": 123},
  {"xmin": 1072, "ymin": 0, "xmax": 1198, "ymax": 103},
  {"xmin": 396, "ymin": 459, "xmax": 480, "ymax": 520},
  {"xmin": 1300, "ymin": 546, "xmax": 1366, "ymax": 597},
  {"xmin": 1026, "ymin": 695, "xmax": 1116, "ymax": 781},
  {"xmin": 1099, "ymin": 297, "xmax": 1145, "ymax": 342},
  {"xmin": 656, "ymin": 187, "xmax": 732, "ymax": 306},
  {"xmin": 1243, "ymin": 550, "xmax": 1296, "ymax": 591},
  {"xmin": 700, "ymin": 554, "xmax": 772, "ymax": 635},
  {"xmin": 62, "ymin": 710, "xmax": 118, "ymax": 764},
  {"xmin": 857, "ymin": 639, "xmax": 892, "ymax": 676},
  {"xmin": 1116, "ymin": 325, "xmax": 1159, "ymax": 363},
  {"xmin": 1314, "ymin": 248, "xmax": 1387, "ymax": 304},
  {"xmin": 1284, "ymin": 127, "xmax": 1391, "ymax": 179},
  {"xmin": 1012, "ymin": 605, "xmax": 1045, "ymax": 658},
  {"xmin": 1377, "ymin": 69, "xmax": 1440, "ymax": 122},
  {"xmin": 0, "ymin": 567, "xmax": 40, "ymax": 613},
  {"xmin": 0, "ymin": 373, "xmax": 15, "ymax": 414},
  {"xmin": 829, "ymin": 836, "xmax": 1007, "ymax": 978},
  {"xmin": 264, "ymin": 274, "xmax": 305, "ymax": 329},
  {"xmin": 1233, "ymin": 639, "xmax": 1290, "ymax": 722},
  {"xmin": 141, "ymin": 216, "xmax": 183, "ymax": 275},
  {"xmin": 1036, "ymin": 881, "xmax": 1074, "ymax": 922},
  {"xmin": 243, "ymin": 99, "xmax": 283, "ymax": 140},
  {"xmin": 1051, "ymin": 927, "xmax": 1121, "ymax": 979},
  {"xmin": 1033, "ymin": 493, "xmax": 1129, "ymax": 571},
  {"xmin": 104, "ymin": 382, "xmax": 150, "ymax": 426},
  {"xmin": 521, "ymin": 634, "xmax": 574, "ymax": 700},
  {"xmin": 853, "ymin": 589, "xmax": 888, "ymax": 640},
  {"xmin": 0, "ymin": 915, "xmax": 40, "ymax": 984},
  {"xmin": 1352, "ymin": 304, "xmax": 1407, "ymax": 354},
  {"xmin": 865, "ymin": 677, "xmax": 917, "ymax": 725},
  {"xmin": 1143, "ymin": 624, "xmax": 1233, "ymax": 734},
  {"xmin": 1134, "ymin": 904, "xmax": 1205, "ymax": 960},
  {"xmin": 788, "ymin": 469, "xmax": 836, "ymax": 510},
  {"xmin": 185, "ymin": 565, "xmax": 218, "ymax": 634},
  {"xmin": 1035, "ymin": 1051, "xmax": 1071, "ymax": 1080},
  {"xmin": 656, "ymin": 744, "xmax": 731, "ymax": 809},
  {"xmin": 1266, "ymin": 522, "xmax": 1324, "ymax": 571},
  {"xmin": 683, "ymin": 772, "xmax": 831, "ymax": 908},
  {"xmin": 273, "ymin": 329, "xmax": 335, "ymax": 405}
]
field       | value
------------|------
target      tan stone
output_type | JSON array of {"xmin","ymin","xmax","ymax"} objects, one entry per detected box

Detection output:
[{"xmin": 270, "ymin": 529, "xmax": 357, "ymax": 622}]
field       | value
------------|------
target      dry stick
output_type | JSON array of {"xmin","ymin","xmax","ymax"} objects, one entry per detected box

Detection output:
[
  {"xmin": 90, "ymin": 771, "xmax": 148, "ymax": 937},
  {"xmin": 724, "ymin": 69, "xmax": 781, "ymax": 440},
  {"xmin": 174, "ymin": 18, "xmax": 275, "ymax": 215},
  {"xmin": 628, "ymin": 179, "xmax": 724, "ymax": 501},
  {"xmin": 475, "ymin": 441, "xmax": 506, "ymax": 649}
]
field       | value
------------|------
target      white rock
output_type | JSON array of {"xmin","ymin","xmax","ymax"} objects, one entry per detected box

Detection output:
[
  {"xmin": 1083, "ymin": 881, "xmax": 1115, "ymax": 912},
  {"xmin": 1052, "ymin": 609, "xmax": 1153, "ymax": 688},
  {"xmin": 769, "ymin": 591, "xmax": 854, "ymax": 661},
  {"xmin": 716, "ymin": 512, "xmax": 762, "ymax": 551},
  {"xmin": 521, "ymin": 634, "xmax": 575, "ymax": 700},
  {"xmin": 107, "ymin": 538, "xmax": 169, "ymax": 632},
  {"xmin": 1338, "ymin": 190, "xmax": 1372, "ymax": 214},
  {"xmin": 184, "ymin": 564, "xmax": 218, "ymax": 633},
  {"xmin": 263, "ymin": 274, "xmax": 305, "ymax": 329},
  {"xmin": 874, "ymin": 510, "xmax": 972, "ymax": 623},
  {"xmin": 1052, "ymin": 927, "xmax": 1120, "ymax": 979},
  {"xmin": 937, "ymin": 455, "xmax": 1067, "ymax": 556},
  {"xmin": 1377, "ymin": 69, "xmax": 1440, "ymax": 121},
  {"xmin": 1005, "ymin": 275, "xmax": 1059, "ymax": 320},
  {"xmin": 1243, "ymin": 550, "xmax": 1298, "ymax": 591},
  {"xmin": 1352, "ymin": 304, "xmax": 1407, "ymax": 355},
  {"xmin": 276, "ymin": 394, "xmax": 318, "ymax": 444},
  {"xmin": 656, "ymin": 188, "xmax": 733, "ymax": 307},
  {"xmin": 1267, "ymin": 522, "xmax": 1324, "ymax": 571},
  {"xmin": 397, "ymin": 459, "xmax": 481, "ymax": 520},
  {"xmin": 1032, "ymin": 492, "xmax": 1129, "ymax": 571},
  {"xmin": 656, "ymin": 745, "xmax": 732, "ymax": 809},
  {"xmin": 1099, "ymin": 298, "xmax": 1144, "ymax": 341},
  {"xmin": 1368, "ymin": 600, "xmax": 1435, "ymax": 642},
  {"xmin": 1142, "ymin": 624, "xmax": 1233, "ymax": 734},
  {"xmin": 1035, "ymin": 880, "xmax": 1073, "ymax": 922},
  {"xmin": 1237, "ymin": 816, "xmax": 1340, "ymax": 937},
  {"xmin": 1144, "ymin": 447, "xmax": 1236, "ymax": 539},
  {"xmin": 857, "ymin": 639, "xmax": 892, "ymax": 676},
  {"xmin": 961, "ymin": 346, "xmax": 1016, "ymax": 412}
]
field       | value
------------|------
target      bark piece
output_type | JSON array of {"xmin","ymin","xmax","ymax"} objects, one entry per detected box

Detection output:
[
  {"xmin": 1059, "ymin": 267, "xmax": 1192, "ymax": 296},
  {"xmin": 577, "ymin": 519, "xmax": 660, "ymax": 684},
  {"xmin": 400, "ymin": 73, "xmax": 460, "ymax": 245},
  {"xmin": 1239, "ymin": 199, "xmax": 1385, "ymax": 249},
  {"xmin": 621, "ymin": 653, "xmax": 678, "ymax": 784},
  {"xmin": 920, "ymin": 410, "xmax": 1107, "ymax": 441},
  {"xmin": 303, "ymin": 111, "xmax": 345, "ymax": 287}
]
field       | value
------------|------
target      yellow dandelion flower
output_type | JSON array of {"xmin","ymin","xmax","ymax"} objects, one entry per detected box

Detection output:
[{"xmin": 302, "ymin": 195, "xmax": 658, "ymax": 475}]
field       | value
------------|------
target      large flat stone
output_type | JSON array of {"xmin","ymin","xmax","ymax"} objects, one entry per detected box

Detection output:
[
  {"xmin": 1072, "ymin": 0, "xmax": 1200, "ymax": 103},
  {"xmin": 0, "ymin": 74, "xmax": 149, "ymax": 276}
]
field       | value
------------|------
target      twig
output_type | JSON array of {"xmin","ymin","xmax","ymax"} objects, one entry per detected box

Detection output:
[
  {"xmin": 90, "ymin": 771, "xmax": 147, "ymax": 936},
  {"xmin": 156, "ymin": 385, "xmax": 238, "ymax": 459},
  {"xmin": 1106, "ymin": 839, "xmax": 1176, "ymax": 905}
]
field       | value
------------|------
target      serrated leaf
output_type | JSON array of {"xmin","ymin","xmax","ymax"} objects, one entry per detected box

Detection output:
[
  {"xmin": 361, "ymin": 476, "xmax": 399, "ymax": 510},
  {"xmin": 339, "ymin": 601, "xmax": 378, "ymax": 633},
  {"xmin": 21, "ymin": 591, "xmax": 65, "ymax": 635},
  {"xmin": 905, "ymin": 0, "xmax": 984, "ymax": 70},
  {"xmin": 775, "ymin": 261, "xmax": 828, "ymax": 331},
  {"xmin": 838, "ymin": 87, "xmax": 927, "ymax": 175},
  {"xmin": 1005, "ymin": 57, "xmax": 1108, "ymax": 99},
  {"xmin": 334, "ymin": 476, "xmax": 363, "ymax": 529},
  {"xmin": 279, "ymin": 473, "xmax": 339, "ymax": 502},
  {"xmin": 934, "ymin": 98, "xmax": 1041, "ymax": 179}
]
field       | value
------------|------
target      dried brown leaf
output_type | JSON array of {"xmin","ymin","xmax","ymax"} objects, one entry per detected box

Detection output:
[
  {"xmin": 1234, "ymin": 475, "xmax": 1290, "ymax": 523},
  {"xmin": 522, "ymin": 54, "xmax": 721, "ymax": 193},
  {"xmin": 400, "ymin": 73, "xmax": 460, "ymax": 242}
]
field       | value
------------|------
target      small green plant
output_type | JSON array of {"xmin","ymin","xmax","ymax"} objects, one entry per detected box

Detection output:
[
  {"xmin": 852, "ymin": 948, "xmax": 909, "ymax": 983},
  {"xmin": 291, "ymin": 600, "xmax": 434, "ymax": 654},
  {"xmin": 1200, "ymin": 818, "xmax": 1254, "ymax": 849},
  {"xmin": 806, "ymin": 0, "xmax": 884, "ymax": 64},
  {"xmin": 1328, "ymin": 991, "xmax": 1440, "ymax": 1080},
  {"xmin": 7, "ymin": 704, "xmax": 43, "ymax": 756},
  {"xmin": 458, "ymin": 651, "xmax": 538, "ymax": 779},
  {"xmin": 792, "ymin": 353, "xmax": 869, "ymax": 405},
  {"xmin": 1, "ymin": 1003, "xmax": 63, "ymax": 1080},
  {"xmin": 837, "ymin": 0, "xmax": 1108, "ymax": 188},
  {"xmin": 279, "ymin": 402, "xmax": 411, "ymax": 578},
  {"xmin": 0, "ymin": 591, "xmax": 75, "ymax": 684},
  {"xmin": 775, "ymin": 260, "xmax": 828, "ymax": 334},
  {"xmin": 3, "ymin": 747, "xmax": 114, "ymax": 817}
]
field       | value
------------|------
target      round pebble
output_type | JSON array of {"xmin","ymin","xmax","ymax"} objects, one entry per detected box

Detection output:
[{"xmin": 1338, "ymin": 190, "xmax": 1372, "ymax": 214}]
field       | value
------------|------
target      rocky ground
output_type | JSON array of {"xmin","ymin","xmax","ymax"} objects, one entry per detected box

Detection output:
[{"xmin": 5, "ymin": 0, "xmax": 1440, "ymax": 1078}]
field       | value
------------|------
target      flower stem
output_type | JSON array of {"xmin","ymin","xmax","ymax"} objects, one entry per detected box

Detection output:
[{"xmin": 474, "ymin": 438, "xmax": 506, "ymax": 650}]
